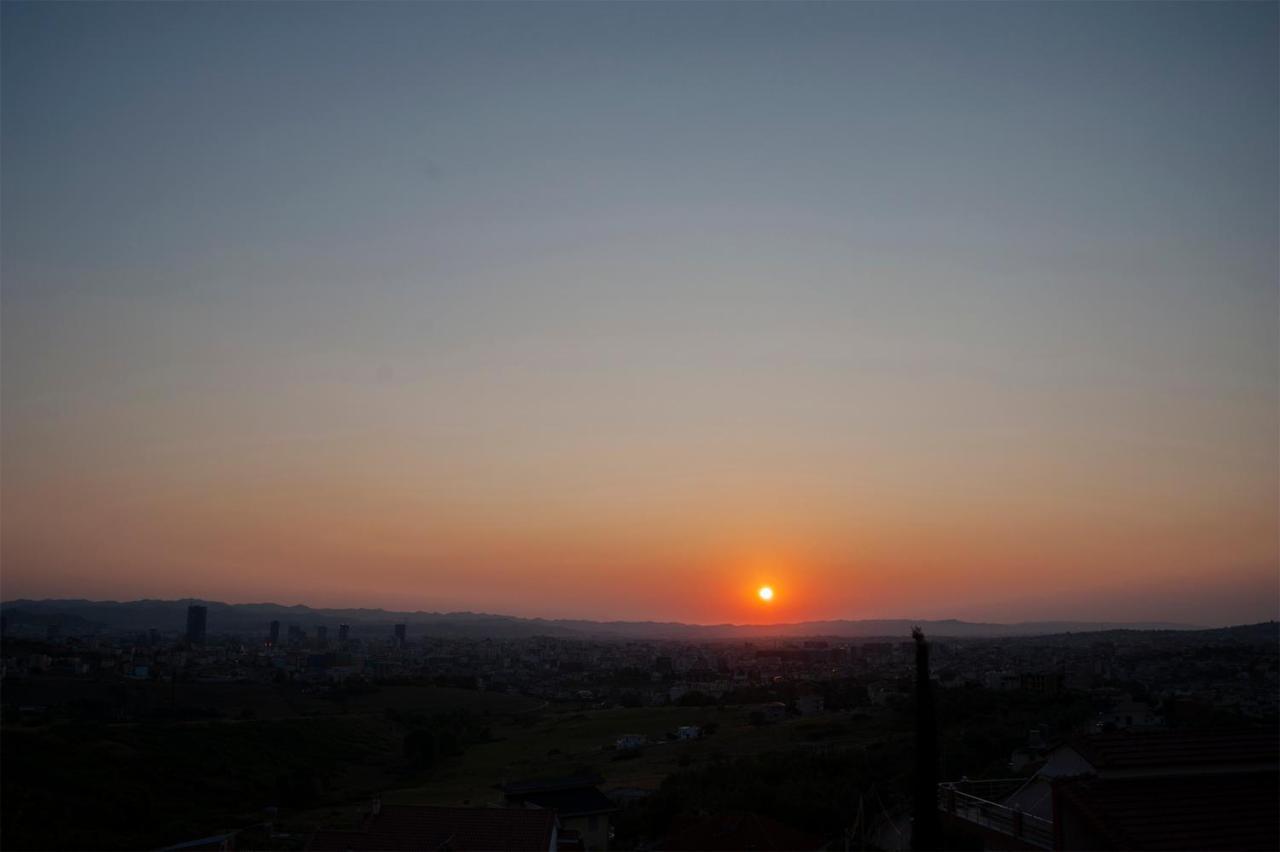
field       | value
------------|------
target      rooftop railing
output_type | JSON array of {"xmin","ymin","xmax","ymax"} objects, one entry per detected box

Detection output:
[{"xmin": 937, "ymin": 780, "xmax": 1053, "ymax": 849}]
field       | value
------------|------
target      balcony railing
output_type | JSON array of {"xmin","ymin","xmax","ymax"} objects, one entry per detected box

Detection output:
[{"xmin": 937, "ymin": 780, "xmax": 1053, "ymax": 849}]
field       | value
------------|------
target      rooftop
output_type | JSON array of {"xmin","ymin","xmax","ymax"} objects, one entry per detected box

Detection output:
[
  {"xmin": 1071, "ymin": 729, "xmax": 1279, "ymax": 772},
  {"xmin": 507, "ymin": 787, "xmax": 617, "ymax": 818},
  {"xmin": 1058, "ymin": 771, "xmax": 1280, "ymax": 851}
]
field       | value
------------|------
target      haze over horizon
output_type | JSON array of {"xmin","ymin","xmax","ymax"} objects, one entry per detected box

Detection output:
[
  {"xmin": 3, "ymin": 2, "xmax": 1277, "ymax": 626},
  {"xmin": 0, "ymin": 593, "xmax": 1222, "ymax": 628}
]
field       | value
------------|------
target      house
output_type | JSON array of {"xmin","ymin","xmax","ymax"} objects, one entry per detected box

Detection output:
[
  {"xmin": 504, "ymin": 774, "xmax": 618, "ymax": 851},
  {"xmin": 615, "ymin": 733, "xmax": 646, "ymax": 751},
  {"xmin": 1093, "ymin": 697, "xmax": 1163, "ymax": 732},
  {"xmin": 939, "ymin": 729, "xmax": 1279, "ymax": 850},
  {"xmin": 307, "ymin": 804, "xmax": 558, "ymax": 851},
  {"xmin": 1008, "ymin": 728, "xmax": 1052, "ymax": 773}
]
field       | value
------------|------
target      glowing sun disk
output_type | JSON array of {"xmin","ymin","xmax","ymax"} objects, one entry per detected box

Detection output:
[{"xmin": 757, "ymin": 586, "xmax": 774, "ymax": 602}]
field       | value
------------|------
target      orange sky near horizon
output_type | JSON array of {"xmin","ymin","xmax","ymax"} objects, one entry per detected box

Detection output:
[
  {"xmin": 3, "ymin": 304, "xmax": 1276, "ymax": 625},
  {"xmin": 3, "ymin": 416, "xmax": 1276, "ymax": 625},
  {"xmin": 2, "ymin": 2, "xmax": 1277, "ymax": 627}
]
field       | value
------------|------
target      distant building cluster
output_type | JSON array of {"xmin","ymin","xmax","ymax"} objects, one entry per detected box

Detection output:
[{"xmin": 3, "ymin": 609, "xmax": 1276, "ymax": 729}]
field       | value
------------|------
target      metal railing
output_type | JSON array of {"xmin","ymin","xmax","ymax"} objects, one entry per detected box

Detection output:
[{"xmin": 937, "ymin": 781, "xmax": 1053, "ymax": 849}]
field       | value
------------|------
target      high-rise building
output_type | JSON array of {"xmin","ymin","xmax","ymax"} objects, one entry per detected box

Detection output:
[
  {"xmin": 186, "ymin": 605, "xmax": 208, "ymax": 646},
  {"xmin": 316, "ymin": 625, "xmax": 328, "ymax": 647},
  {"xmin": 269, "ymin": 620, "xmax": 281, "ymax": 647},
  {"xmin": 338, "ymin": 623, "xmax": 350, "ymax": 643},
  {"xmin": 394, "ymin": 623, "xmax": 407, "ymax": 647}
]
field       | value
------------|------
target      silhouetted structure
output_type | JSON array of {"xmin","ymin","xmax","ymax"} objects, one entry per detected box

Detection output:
[
  {"xmin": 393, "ymin": 623, "xmax": 406, "ymax": 647},
  {"xmin": 338, "ymin": 623, "xmax": 350, "ymax": 643},
  {"xmin": 939, "ymin": 729, "xmax": 1280, "ymax": 850},
  {"xmin": 316, "ymin": 625, "xmax": 328, "ymax": 647},
  {"xmin": 185, "ymin": 605, "xmax": 207, "ymax": 646},
  {"xmin": 911, "ymin": 626, "xmax": 941, "ymax": 850},
  {"xmin": 502, "ymin": 774, "xmax": 617, "ymax": 850},
  {"xmin": 268, "ymin": 619, "xmax": 280, "ymax": 646}
]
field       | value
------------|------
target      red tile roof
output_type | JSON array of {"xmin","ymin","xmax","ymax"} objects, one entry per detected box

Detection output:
[
  {"xmin": 1057, "ymin": 771, "xmax": 1280, "ymax": 851},
  {"xmin": 511, "ymin": 787, "xmax": 617, "ymax": 817},
  {"xmin": 1072, "ymin": 729, "xmax": 1279, "ymax": 772},
  {"xmin": 307, "ymin": 805, "xmax": 556, "ymax": 851}
]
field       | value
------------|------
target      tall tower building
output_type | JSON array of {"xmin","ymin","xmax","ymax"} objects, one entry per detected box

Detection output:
[
  {"xmin": 186, "ymin": 605, "xmax": 208, "ymax": 646},
  {"xmin": 269, "ymin": 620, "xmax": 281, "ymax": 647},
  {"xmin": 394, "ymin": 623, "xmax": 407, "ymax": 648}
]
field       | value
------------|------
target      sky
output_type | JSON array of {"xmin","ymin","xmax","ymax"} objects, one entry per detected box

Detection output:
[{"xmin": 2, "ymin": 1, "xmax": 1276, "ymax": 626}]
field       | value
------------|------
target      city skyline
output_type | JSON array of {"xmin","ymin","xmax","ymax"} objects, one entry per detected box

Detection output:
[{"xmin": 3, "ymin": 2, "xmax": 1277, "ymax": 626}]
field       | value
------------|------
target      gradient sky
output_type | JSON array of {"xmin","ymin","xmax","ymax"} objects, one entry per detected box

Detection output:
[{"xmin": 3, "ymin": 1, "xmax": 1277, "ymax": 625}]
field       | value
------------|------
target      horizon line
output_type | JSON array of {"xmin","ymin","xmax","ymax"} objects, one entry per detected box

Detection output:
[{"xmin": 0, "ymin": 595, "xmax": 1236, "ymax": 631}]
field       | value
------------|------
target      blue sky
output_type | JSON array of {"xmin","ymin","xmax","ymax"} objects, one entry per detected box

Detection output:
[{"xmin": 2, "ymin": 1, "xmax": 1276, "ymax": 623}]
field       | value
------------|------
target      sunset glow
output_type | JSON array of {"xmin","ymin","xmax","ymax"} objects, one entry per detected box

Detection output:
[
  {"xmin": 2, "ymin": 6, "xmax": 1277, "ymax": 851},
  {"xmin": 0, "ymin": 1, "xmax": 1276, "ymax": 627}
]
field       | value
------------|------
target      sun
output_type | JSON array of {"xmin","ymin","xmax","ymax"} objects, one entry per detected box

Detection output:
[{"xmin": 757, "ymin": 585, "xmax": 774, "ymax": 602}]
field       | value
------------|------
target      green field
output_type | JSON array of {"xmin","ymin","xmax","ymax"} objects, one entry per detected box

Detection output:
[{"xmin": 385, "ymin": 704, "xmax": 900, "ymax": 806}]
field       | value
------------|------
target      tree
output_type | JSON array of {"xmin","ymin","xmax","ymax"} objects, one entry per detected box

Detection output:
[{"xmin": 911, "ymin": 627, "xmax": 943, "ymax": 850}]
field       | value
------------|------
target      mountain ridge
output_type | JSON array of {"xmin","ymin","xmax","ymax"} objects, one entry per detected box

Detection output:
[{"xmin": 0, "ymin": 597, "xmax": 1209, "ymax": 639}]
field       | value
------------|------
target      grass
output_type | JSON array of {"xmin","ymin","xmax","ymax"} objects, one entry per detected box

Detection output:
[{"xmin": 384, "ymin": 704, "xmax": 902, "ymax": 806}]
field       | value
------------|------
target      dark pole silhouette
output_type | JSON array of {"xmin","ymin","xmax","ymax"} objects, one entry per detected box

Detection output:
[{"xmin": 911, "ymin": 626, "xmax": 943, "ymax": 850}]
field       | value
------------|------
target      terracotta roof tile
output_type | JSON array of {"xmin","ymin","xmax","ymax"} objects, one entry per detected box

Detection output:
[
  {"xmin": 1072, "ymin": 730, "xmax": 1279, "ymax": 771},
  {"xmin": 1058, "ymin": 772, "xmax": 1280, "ymax": 851}
]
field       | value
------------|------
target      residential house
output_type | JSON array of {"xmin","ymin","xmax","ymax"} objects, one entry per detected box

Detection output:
[
  {"xmin": 615, "ymin": 733, "xmax": 646, "ymax": 751},
  {"xmin": 504, "ymin": 774, "xmax": 618, "ymax": 851},
  {"xmin": 939, "ymin": 729, "xmax": 1279, "ymax": 850},
  {"xmin": 1093, "ymin": 698, "xmax": 1163, "ymax": 732}
]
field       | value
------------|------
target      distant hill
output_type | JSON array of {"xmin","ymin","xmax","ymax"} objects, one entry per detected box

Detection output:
[{"xmin": 0, "ymin": 597, "xmax": 1212, "ymax": 640}]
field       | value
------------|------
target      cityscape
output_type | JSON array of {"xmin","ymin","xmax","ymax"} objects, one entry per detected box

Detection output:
[
  {"xmin": 3, "ymin": 1, "xmax": 1277, "ymax": 850},
  {"xmin": 2, "ymin": 600, "xmax": 1277, "ymax": 849}
]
